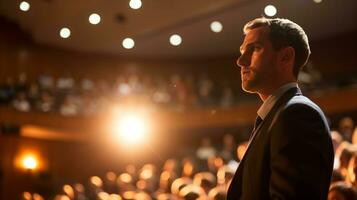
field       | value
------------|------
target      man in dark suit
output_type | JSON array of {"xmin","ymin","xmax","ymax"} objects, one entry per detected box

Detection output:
[{"xmin": 227, "ymin": 18, "xmax": 334, "ymax": 199}]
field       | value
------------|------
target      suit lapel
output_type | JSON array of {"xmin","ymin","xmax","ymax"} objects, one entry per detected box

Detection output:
[
  {"xmin": 227, "ymin": 86, "xmax": 301, "ymax": 199},
  {"xmin": 240, "ymin": 87, "xmax": 300, "ymax": 163}
]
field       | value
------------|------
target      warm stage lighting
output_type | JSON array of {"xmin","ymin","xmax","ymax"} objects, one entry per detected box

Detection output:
[
  {"xmin": 210, "ymin": 21, "xmax": 223, "ymax": 33},
  {"xmin": 129, "ymin": 0, "xmax": 142, "ymax": 9},
  {"xmin": 170, "ymin": 34, "xmax": 182, "ymax": 46},
  {"xmin": 264, "ymin": 5, "xmax": 277, "ymax": 17},
  {"xmin": 122, "ymin": 38, "xmax": 135, "ymax": 49},
  {"xmin": 19, "ymin": 1, "xmax": 30, "ymax": 12},
  {"xmin": 116, "ymin": 115, "xmax": 148, "ymax": 145},
  {"xmin": 60, "ymin": 27, "xmax": 71, "ymax": 39},
  {"xmin": 89, "ymin": 13, "xmax": 101, "ymax": 25},
  {"xmin": 22, "ymin": 155, "xmax": 37, "ymax": 170}
]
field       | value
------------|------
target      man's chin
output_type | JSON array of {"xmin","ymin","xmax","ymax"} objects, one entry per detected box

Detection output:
[{"xmin": 242, "ymin": 83, "xmax": 257, "ymax": 94}]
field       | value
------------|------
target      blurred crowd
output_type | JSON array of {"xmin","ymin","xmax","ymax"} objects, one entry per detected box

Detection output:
[
  {"xmin": 0, "ymin": 64, "xmax": 342, "ymax": 116},
  {"xmin": 21, "ymin": 116, "xmax": 357, "ymax": 200},
  {"xmin": 0, "ymin": 72, "xmax": 240, "ymax": 115}
]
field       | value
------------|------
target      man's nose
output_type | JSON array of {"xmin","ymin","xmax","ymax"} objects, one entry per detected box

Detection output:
[{"xmin": 236, "ymin": 52, "xmax": 250, "ymax": 68}]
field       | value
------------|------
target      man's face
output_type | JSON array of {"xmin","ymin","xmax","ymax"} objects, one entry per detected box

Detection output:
[{"xmin": 237, "ymin": 26, "xmax": 279, "ymax": 94}]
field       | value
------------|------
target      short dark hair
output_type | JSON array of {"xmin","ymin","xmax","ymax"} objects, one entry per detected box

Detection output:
[
  {"xmin": 329, "ymin": 181, "xmax": 357, "ymax": 200},
  {"xmin": 243, "ymin": 18, "xmax": 311, "ymax": 78}
]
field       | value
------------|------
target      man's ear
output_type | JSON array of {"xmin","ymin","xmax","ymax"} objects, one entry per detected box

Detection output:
[{"xmin": 279, "ymin": 46, "xmax": 295, "ymax": 66}]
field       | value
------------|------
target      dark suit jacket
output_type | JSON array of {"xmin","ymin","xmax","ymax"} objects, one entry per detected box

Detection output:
[{"xmin": 227, "ymin": 87, "xmax": 334, "ymax": 200}]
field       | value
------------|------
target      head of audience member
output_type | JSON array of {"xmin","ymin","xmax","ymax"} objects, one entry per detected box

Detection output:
[
  {"xmin": 352, "ymin": 127, "xmax": 357, "ymax": 145},
  {"xmin": 347, "ymin": 153, "xmax": 357, "ymax": 187},
  {"xmin": 216, "ymin": 166, "xmax": 235, "ymax": 186},
  {"xmin": 338, "ymin": 143, "xmax": 357, "ymax": 177},
  {"xmin": 163, "ymin": 159, "xmax": 179, "ymax": 174},
  {"xmin": 37, "ymin": 90, "xmax": 54, "ymax": 112},
  {"xmin": 331, "ymin": 131, "xmax": 344, "ymax": 152},
  {"xmin": 196, "ymin": 137, "xmax": 216, "ymax": 161},
  {"xmin": 339, "ymin": 117, "xmax": 355, "ymax": 142},
  {"xmin": 159, "ymin": 170, "xmax": 176, "ymax": 193},
  {"xmin": 236, "ymin": 141, "xmax": 249, "ymax": 161},
  {"xmin": 219, "ymin": 134, "xmax": 236, "ymax": 161},
  {"xmin": 193, "ymin": 172, "xmax": 217, "ymax": 194},
  {"xmin": 134, "ymin": 192, "xmax": 152, "ymax": 200},
  {"xmin": 207, "ymin": 156, "xmax": 224, "ymax": 174},
  {"xmin": 88, "ymin": 176, "xmax": 104, "ymax": 199},
  {"xmin": 171, "ymin": 177, "xmax": 192, "ymax": 196},
  {"xmin": 223, "ymin": 134, "xmax": 234, "ymax": 149},
  {"xmin": 125, "ymin": 164, "xmax": 138, "ymax": 179},
  {"xmin": 73, "ymin": 183, "xmax": 87, "ymax": 200},
  {"xmin": 328, "ymin": 181, "xmax": 357, "ymax": 200},
  {"xmin": 331, "ymin": 169, "xmax": 345, "ymax": 184},
  {"xmin": 105, "ymin": 171, "xmax": 118, "ymax": 194},
  {"xmin": 138, "ymin": 164, "xmax": 158, "ymax": 193},
  {"xmin": 181, "ymin": 158, "xmax": 196, "ymax": 178},
  {"xmin": 156, "ymin": 193, "xmax": 178, "ymax": 200},
  {"xmin": 207, "ymin": 186, "xmax": 226, "ymax": 200},
  {"xmin": 178, "ymin": 184, "xmax": 206, "ymax": 200},
  {"xmin": 117, "ymin": 173, "xmax": 135, "ymax": 193},
  {"xmin": 22, "ymin": 192, "xmax": 44, "ymax": 200}
]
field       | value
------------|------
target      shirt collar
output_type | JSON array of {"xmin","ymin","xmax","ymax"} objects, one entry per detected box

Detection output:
[{"xmin": 257, "ymin": 82, "xmax": 298, "ymax": 120}]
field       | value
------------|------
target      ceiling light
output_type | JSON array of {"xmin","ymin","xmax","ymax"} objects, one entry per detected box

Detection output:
[
  {"xmin": 210, "ymin": 21, "xmax": 223, "ymax": 33},
  {"xmin": 313, "ymin": 0, "xmax": 322, "ymax": 3},
  {"xmin": 169, "ymin": 34, "xmax": 182, "ymax": 46},
  {"xmin": 122, "ymin": 38, "xmax": 135, "ymax": 49},
  {"xmin": 89, "ymin": 13, "xmax": 101, "ymax": 25},
  {"xmin": 19, "ymin": 1, "xmax": 30, "ymax": 12},
  {"xmin": 264, "ymin": 5, "xmax": 277, "ymax": 17},
  {"xmin": 129, "ymin": 0, "xmax": 142, "ymax": 10},
  {"xmin": 60, "ymin": 27, "xmax": 71, "ymax": 39}
]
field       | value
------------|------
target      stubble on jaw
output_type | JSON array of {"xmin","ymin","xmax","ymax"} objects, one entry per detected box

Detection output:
[{"xmin": 241, "ymin": 69, "xmax": 260, "ymax": 94}]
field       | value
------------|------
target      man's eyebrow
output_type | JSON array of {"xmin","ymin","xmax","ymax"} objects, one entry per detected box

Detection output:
[{"xmin": 240, "ymin": 41, "xmax": 262, "ymax": 54}]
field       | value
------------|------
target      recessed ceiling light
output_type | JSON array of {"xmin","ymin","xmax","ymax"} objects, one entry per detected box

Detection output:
[
  {"xmin": 264, "ymin": 5, "xmax": 277, "ymax": 17},
  {"xmin": 19, "ymin": 1, "xmax": 30, "ymax": 12},
  {"xmin": 169, "ymin": 34, "xmax": 182, "ymax": 46},
  {"xmin": 210, "ymin": 21, "xmax": 223, "ymax": 33},
  {"xmin": 313, "ymin": 0, "xmax": 322, "ymax": 3},
  {"xmin": 129, "ymin": 0, "xmax": 142, "ymax": 10},
  {"xmin": 89, "ymin": 13, "xmax": 101, "ymax": 25},
  {"xmin": 59, "ymin": 27, "xmax": 71, "ymax": 39},
  {"xmin": 122, "ymin": 38, "xmax": 135, "ymax": 49}
]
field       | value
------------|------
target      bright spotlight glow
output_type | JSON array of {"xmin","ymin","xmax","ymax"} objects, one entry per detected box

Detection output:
[
  {"xmin": 129, "ymin": 0, "xmax": 142, "ymax": 9},
  {"xmin": 19, "ymin": 1, "xmax": 30, "ymax": 12},
  {"xmin": 60, "ymin": 27, "xmax": 71, "ymax": 39},
  {"xmin": 264, "ymin": 5, "xmax": 277, "ymax": 17},
  {"xmin": 117, "ymin": 115, "xmax": 147, "ymax": 144},
  {"xmin": 210, "ymin": 21, "xmax": 223, "ymax": 33},
  {"xmin": 122, "ymin": 38, "xmax": 135, "ymax": 49},
  {"xmin": 313, "ymin": 0, "xmax": 322, "ymax": 3},
  {"xmin": 23, "ymin": 155, "xmax": 37, "ymax": 170},
  {"xmin": 170, "ymin": 34, "xmax": 182, "ymax": 46},
  {"xmin": 89, "ymin": 13, "xmax": 101, "ymax": 25}
]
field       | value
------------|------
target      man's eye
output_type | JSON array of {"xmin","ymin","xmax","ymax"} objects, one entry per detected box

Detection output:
[{"xmin": 254, "ymin": 46, "xmax": 262, "ymax": 50}]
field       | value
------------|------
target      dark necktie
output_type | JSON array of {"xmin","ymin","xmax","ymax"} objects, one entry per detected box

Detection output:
[{"xmin": 249, "ymin": 116, "xmax": 263, "ymax": 141}]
